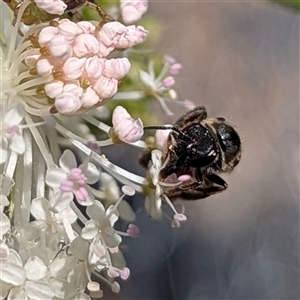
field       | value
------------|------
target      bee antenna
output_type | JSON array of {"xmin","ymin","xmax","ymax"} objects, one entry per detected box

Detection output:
[{"xmin": 144, "ymin": 125, "xmax": 180, "ymax": 133}]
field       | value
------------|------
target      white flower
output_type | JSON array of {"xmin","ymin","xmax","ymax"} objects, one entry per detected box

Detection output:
[
  {"xmin": 0, "ymin": 251, "xmax": 54, "ymax": 300},
  {"xmin": 0, "ymin": 103, "xmax": 26, "ymax": 164},
  {"xmin": 144, "ymin": 150, "xmax": 164, "ymax": 218},
  {"xmin": 144, "ymin": 150, "xmax": 188, "ymax": 223},
  {"xmin": 99, "ymin": 172, "xmax": 135, "ymax": 221},
  {"xmin": 46, "ymin": 150, "xmax": 100, "ymax": 212},
  {"xmin": 81, "ymin": 200, "xmax": 122, "ymax": 248}
]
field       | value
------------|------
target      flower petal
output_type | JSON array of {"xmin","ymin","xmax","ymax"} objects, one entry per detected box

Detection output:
[
  {"xmin": 81, "ymin": 220, "xmax": 98, "ymax": 240},
  {"xmin": 86, "ymin": 200, "xmax": 106, "ymax": 221},
  {"xmin": 49, "ymin": 191, "xmax": 73, "ymax": 213},
  {"xmin": 81, "ymin": 162, "xmax": 100, "ymax": 184},
  {"xmin": 24, "ymin": 256, "xmax": 47, "ymax": 281},
  {"xmin": 30, "ymin": 197, "xmax": 51, "ymax": 220},
  {"xmin": 25, "ymin": 280, "xmax": 54, "ymax": 299},
  {"xmin": 46, "ymin": 167, "xmax": 67, "ymax": 189},
  {"xmin": 59, "ymin": 149, "xmax": 77, "ymax": 171}
]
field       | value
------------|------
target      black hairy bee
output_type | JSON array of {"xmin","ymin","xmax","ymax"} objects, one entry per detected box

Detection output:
[{"xmin": 141, "ymin": 106, "xmax": 242, "ymax": 201}]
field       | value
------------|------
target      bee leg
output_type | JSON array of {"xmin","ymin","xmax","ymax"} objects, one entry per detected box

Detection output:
[
  {"xmin": 166, "ymin": 182, "xmax": 226, "ymax": 201},
  {"xmin": 205, "ymin": 174, "xmax": 228, "ymax": 188},
  {"xmin": 194, "ymin": 168, "xmax": 203, "ymax": 183}
]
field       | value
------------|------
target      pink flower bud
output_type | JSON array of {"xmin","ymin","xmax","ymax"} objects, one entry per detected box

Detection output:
[
  {"xmin": 55, "ymin": 91, "xmax": 82, "ymax": 115},
  {"xmin": 182, "ymin": 99, "xmax": 196, "ymax": 110},
  {"xmin": 63, "ymin": 57, "xmax": 86, "ymax": 79},
  {"xmin": 112, "ymin": 106, "xmax": 144, "ymax": 143},
  {"xmin": 82, "ymin": 87, "xmax": 99, "ymax": 108},
  {"xmin": 107, "ymin": 268, "xmax": 119, "ymax": 278},
  {"xmin": 117, "ymin": 25, "xmax": 148, "ymax": 48},
  {"xmin": 121, "ymin": 185, "xmax": 135, "ymax": 196},
  {"xmin": 38, "ymin": 26, "xmax": 59, "ymax": 47},
  {"xmin": 173, "ymin": 213, "xmax": 187, "ymax": 222},
  {"xmin": 120, "ymin": 267, "xmax": 130, "ymax": 280},
  {"xmin": 98, "ymin": 22, "xmax": 127, "ymax": 47},
  {"xmin": 85, "ymin": 56, "xmax": 103, "ymax": 80},
  {"xmin": 34, "ymin": 0, "xmax": 67, "ymax": 15},
  {"xmin": 63, "ymin": 84, "xmax": 83, "ymax": 96},
  {"xmin": 127, "ymin": 224, "xmax": 139, "ymax": 237},
  {"xmin": 163, "ymin": 76, "xmax": 175, "ymax": 88},
  {"xmin": 169, "ymin": 63, "xmax": 182, "ymax": 75},
  {"xmin": 73, "ymin": 34, "xmax": 100, "ymax": 57},
  {"xmin": 103, "ymin": 58, "xmax": 131, "ymax": 80},
  {"xmin": 44, "ymin": 80, "xmax": 64, "ymax": 98},
  {"xmin": 77, "ymin": 21, "xmax": 96, "ymax": 34},
  {"xmin": 24, "ymin": 54, "xmax": 41, "ymax": 68},
  {"xmin": 58, "ymin": 19, "xmax": 83, "ymax": 42},
  {"xmin": 93, "ymin": 76, "xmax": 118, "ymax": 99},
  {"xmin": 36, "ymin": 58, "xmax": 55, "ymax": 76},
  {"xmin": 48, "ymin": 35, "xmax": 72, "ymax": 60},
  {"xmin": 164, "ymin": 55, "xmax": 176, "ymax": 65},
  {"xmin": 120, "ymin": 0, "xmax": 148, "ymax": 24}
]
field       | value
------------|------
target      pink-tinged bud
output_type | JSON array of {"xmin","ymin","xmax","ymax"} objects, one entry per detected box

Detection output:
[
  {"xmin": 120, "ymin": 267, "xmax": 130, "ymax": 280},
  {"xmin": 163, "ymin": 76, "xmax": 175, "ymax": 88},
  {"xmin": 177, "ymin": 174, "xmax": 191, "ymax": 182},
  {"xmin": 63, "ymin": 84, "xmax": 83, "ymax": 96},
  {"xmin": 55, "ymin": 91, "xmax": 82, "ymax": 115},
  {"xmin": 98, "ymin": 22, "xmax": 127, "ymax": 47},
  {"xmin": 73, "ymin": 34, "xmax": 100, "ymax": 57},
  {"xmin": 169, "ymin": 63, "xmax": 182, "ymax": 75},
  {"xmin": 117, "ymin": 25, "xmax": 148, "ymax": 48},
  {"xmin": 173, "ymin": 213, "xmax": 187, "ymax": 222},
  {"xmin": 44, "ymin": 80, "xmax": 64, "ymax": 98},
  {"xmin": 58, "ymin": 19, "xmax": 84, "ymax": 42},
  {"xmin": 82, "ymin": 87, "xmax": 99, "ymax": 108},
  {"xmin": 38, "ymin": 26, "xmax": 59, "ymax": 47},
  {"xmin": 63, "ymin": 57, "xmax": 86, "ymax": 80},
  {"xmin": 121, "ymin": 185, "xmax": 135, "ymax": 196},
  {"xmin": 127, "ymin": 224, "xmax": 139, "ymax": 237},
  {"xmin": 120, "ymin": 0, "xmax": 148, "ymax": 24},
  {"xmin": 98, "ymin": 44, "xmax": 115, "ymax": 58},
  {"xmin": 77, "ymin": 21, "xmax": 96, "ymax": 34},
  {"xmin": 154, "ymin": 125, "xmax": 172, "ymax": 153},
  {"xmin": 93, "ymin": 76, "xmax": 118, "ymax": 99},
  {"xmin": 24, "ymin": 54, "xmax": 41, "ymax": 68},
  {"xmin": 36, "ymin": 58, "xmax": 55, "ymax": 76},
  {"xmin": 85, "ymin": 57, "xmax": 103, "ymax": 80},
  {"xmin": 107, "ymin": 268, "xmax": 119, "ymax": 278},
  {"xmin": 103, "ymin": 58, "xmax": 131, "ymax": 80},
  {"xmin": 182, "ymin": 99, "xmax": 196, "ymax": 110},
  {"xmin": 48, "ymin": 35, "xmax": 72, "ymax": 60},
  {"xmin": 74, "ymin": 186, "xmax": 89, "ymax": 202},
  {"xmin": 164, "ymin": 55, "xmax": 176, "ymax": 65},
  {"xmin": 34, "ymin": 0, "xmax": 67, "ymax": 15},
  {"xmin": 87, "ymin": 281, "xmax": 101, "ymax": 293},
  {"xmin": 112, "ymin": 106, "xmax": 144, "ymax": 143}
]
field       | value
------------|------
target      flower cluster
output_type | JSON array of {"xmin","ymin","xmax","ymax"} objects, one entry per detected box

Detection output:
[{"xmin": 0, "ymin": 0, "xmax": 190, "ymax": 298}]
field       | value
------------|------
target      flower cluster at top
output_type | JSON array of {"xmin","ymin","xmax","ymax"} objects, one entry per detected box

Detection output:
[{"xmin": 0, "ymin": 0, "xmax": 195, "ymax": 299}]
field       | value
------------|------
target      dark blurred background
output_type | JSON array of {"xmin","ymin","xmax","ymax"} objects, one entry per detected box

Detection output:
[{"xmin": 105, "ymin": 2, "xmax": 299, "ymax": 299}]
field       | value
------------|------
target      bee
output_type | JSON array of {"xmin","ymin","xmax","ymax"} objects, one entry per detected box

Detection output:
[
  {"xmin": 4, "ymin": 0, "xmax": 113, "ymax": 26},
  {"xmin": 141, "ymin": 106, "xmax": 242, "ymax": 201}
]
